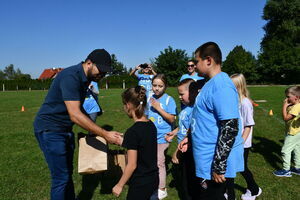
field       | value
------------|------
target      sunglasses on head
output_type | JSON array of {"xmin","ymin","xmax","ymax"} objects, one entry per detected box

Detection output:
[{"xmin": 187, "ymin": 64, "xmax": 195, "ymax": 67}]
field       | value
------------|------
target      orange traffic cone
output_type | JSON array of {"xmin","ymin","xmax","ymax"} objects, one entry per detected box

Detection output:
[
  {"xmin": 21, "ymin": 106, "xmax": 25, "ymax": 112},
  {"xmin": 269, "ymin": 109, "xmax": 273, "ymax": 116}
]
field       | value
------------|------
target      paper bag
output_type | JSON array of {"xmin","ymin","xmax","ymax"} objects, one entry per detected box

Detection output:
[{"xmin": 78, "ymin": 135, "xmax": 108, "ymax": 174}]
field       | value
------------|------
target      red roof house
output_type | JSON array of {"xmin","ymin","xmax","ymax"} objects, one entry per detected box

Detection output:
[{"xmin": 38, "ymin": 68, "xmax": 64, "ymax": 80}]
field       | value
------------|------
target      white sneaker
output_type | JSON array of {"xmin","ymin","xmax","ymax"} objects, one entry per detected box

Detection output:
[
  {"xmin": 241, "ymin": 187, "xmax": 262, "ymax": 200},
  {"xmin": 158, "ymin": 189, "xmax": 167, "ymax": 199}
]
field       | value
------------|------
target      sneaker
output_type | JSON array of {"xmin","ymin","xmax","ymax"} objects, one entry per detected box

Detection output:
[
  {"xmin": 224, "ymin": 193, "xmax": 236, "ymax": 200},
  {"xmin": 273, "ymin": 169, "xmax": 292, "ymax": 177},
  {"xmin": 291, "ymin": 167, "xmax": 300, "ymax": 175},
  {"xmin": 241, "ymin": 187, "xmax": 262, "ymax": 200},
  {"xmin": 158, "ymin": 189, "xmax": 167, "ymax": 199}
]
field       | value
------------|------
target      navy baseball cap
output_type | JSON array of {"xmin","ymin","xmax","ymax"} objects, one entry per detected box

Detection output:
[{"xmin": 86, "ymin": 49, "xmax": 112, "ymax": 72}]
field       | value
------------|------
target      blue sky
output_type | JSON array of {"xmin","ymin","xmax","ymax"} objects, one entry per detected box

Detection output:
[{"xmin": 0, "ymin": 0, "xmax": 266, "ymax": 78}]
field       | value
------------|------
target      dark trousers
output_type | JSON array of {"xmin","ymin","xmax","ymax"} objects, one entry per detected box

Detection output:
[
  {"xmin": 35, "ymin": 130, "xmax": 75, "ymax": 200},
  {"xmin": 225, "ymin": 148, "xmax": 259, "ymax": 199},
  {"xmin": 193, "ymin": 178, "xmax": 226, "ymax": 200},
  {"xmin": 241, "ymin": 148, "xmax": 259, "ymax": 195},
  {"xmin": 182, "ymin": 146, "xmax": 198, "ymax": 200}
]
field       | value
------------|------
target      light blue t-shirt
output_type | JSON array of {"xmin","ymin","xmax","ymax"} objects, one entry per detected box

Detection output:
[
  {"xmin": 136, "ymin": 72, "xmax": 154, "ymax": 94},
  {"xmin": 191, "ymin": 72, "xmax": 244, "ymax": 180},
  {"xmin": 148, "ymin": 93, "xmax": 177, "ymax": 144},
  {"xmin": 177, "ymin": 105, "xmax": 194, "ymax": 144},
  {"xmin": 83, "ymin": 81, "xmax": 101, "ymax": 114},
  {"xmin": 179, "ymin": 72, "xmax": 204, "ymax": 82}
]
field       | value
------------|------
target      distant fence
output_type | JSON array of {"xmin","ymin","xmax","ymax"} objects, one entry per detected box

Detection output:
[{"xmin": 0, "ymin": 75, "xmax": 138, "ymax": 91}]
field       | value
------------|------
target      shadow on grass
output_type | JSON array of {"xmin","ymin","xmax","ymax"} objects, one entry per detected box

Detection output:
[
  {"xmin": 252, "ymin": 136, "xmax": 282, "ymax": 169},
  {"xmin": 77, "ymin": 124, "xmax": 125, "ymax": 200}
]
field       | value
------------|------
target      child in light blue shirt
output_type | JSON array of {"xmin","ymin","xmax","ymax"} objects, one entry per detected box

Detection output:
[{"xmin": 147, "ymin": 74, "xmax": 176, "ymax": 199}]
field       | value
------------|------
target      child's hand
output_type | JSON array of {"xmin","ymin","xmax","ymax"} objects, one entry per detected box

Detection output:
[
  {"xmin": 178, "ymin": 137, "xmax": 189, "ymax": 153},
  {"xmin": 112, "ymin": 184, "xmax": 123, "ymax": 197},
  {"xmin": 165, "ymin": 131, "xmax": 175, "ymax": 142},
  {"xmin": 172, "ymin": 150, "xmax": 180, "ymax": 164},
  {"xmin": 150, "ymin": 98, "xmax": 161, "ymax": 111},
  {"xmin": 283, "ymin": 98, "xmax": 291, "ymax": 107}
]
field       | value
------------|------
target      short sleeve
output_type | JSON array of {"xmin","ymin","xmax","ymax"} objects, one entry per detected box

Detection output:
[
  {"xmin": 241, "ymin": 99, "xmax": 255, "ymax": 127},
  {"xmin": 179, "ymin": 75, "xmax": 185, "ymax": 82},
  {"xmin": 212, "ymin": 87, "xmax": 239, "ymax": 120},
  {"xmin": 166, "ymin": 96, "xmax": 177, "ymax": 115},
  {"xmin": 122, "ymin": 129, "xmax": 138, "ymax": 150},
  {"xmin": 60, "ymin": 75, "xmax": 81, "ymax": 101},
  {"xmin": 289, "ymin": 104, "xmax": 300, "ymax": 117}
]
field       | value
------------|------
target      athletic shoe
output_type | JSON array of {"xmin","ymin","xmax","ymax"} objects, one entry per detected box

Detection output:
[
  {"xmin": 291, "ymin": 167, "xmax": 300, "ymax": 175},
  {"xmin": 273, "ymin": 169, "xmax": 292, "ymax": 177},
  {"xmin": 241, "ymin": 187, "xmax": 262, "ymax": 200},
  {"xmin": 224, "ymin": 193, "xmax": 236, "ymax": 200},
  {"xmin": 158, "ymin": 189, "xmax": 167, "ymax": 199}
]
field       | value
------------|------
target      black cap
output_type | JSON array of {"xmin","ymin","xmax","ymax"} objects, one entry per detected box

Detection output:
[{"xmin": 86, "ymin": 49, "xmax": 112, "ymax": 72}]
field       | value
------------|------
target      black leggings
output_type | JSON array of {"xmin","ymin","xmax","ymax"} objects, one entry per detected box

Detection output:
[{"xmin": 241, "ymin": 148, "xmax": 259, "ymax": 195}]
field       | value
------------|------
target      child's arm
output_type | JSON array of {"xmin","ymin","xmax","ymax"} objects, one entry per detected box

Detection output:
[
  {"xmin": 165, "ymin": 127, "xmax": 179, "ymax": 142},
  {"xmin": 149, "ymin": 64, "xmax": 157, "ymax": 75},
  {"xmin": 150, "ymin": 98, "xmax": 176, "ymax": 123},
  {"xmin": 129, "ymin": 65, "xmax": 141, "ymax": 77},
  {"xmin": 172, "ymin": 148, "xmax": 180, "ymax": 164},
  {"xmin": 242, "ymin": 126, "xmax": 252, "ymax": 142},
  {"xmin": 282, "ymin": 98, "xmax": 295, "ymax": 121},
  {"xmin": 112, "ymin": 150, "xmax": 137, "ymax": 197}
]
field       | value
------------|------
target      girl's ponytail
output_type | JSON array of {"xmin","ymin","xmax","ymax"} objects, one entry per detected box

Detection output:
[{"xmin": 122, "ymin": 86, "xmax": 147, "ymax": 119}]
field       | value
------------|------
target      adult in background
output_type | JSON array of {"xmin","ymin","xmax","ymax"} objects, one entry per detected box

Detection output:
[
  {"xmin": 179, "ymin": 60, "xmax": 204, "ymax": 82},
  {"xmin": 179, "ymin": 42, "xmax": 244, "ymax": 200},
  {"xmin": 130, "ymin": 63, "xmax": 157, "ymax": 98},
  {"xmin": 33, "ymin": 49, "xmax": 122, "ymax": 200}
]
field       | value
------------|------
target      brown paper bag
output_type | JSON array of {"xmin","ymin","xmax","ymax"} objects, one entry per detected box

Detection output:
[{"xmin": 78, "ymin": 135, "xmax": 108, "ymax": 174}]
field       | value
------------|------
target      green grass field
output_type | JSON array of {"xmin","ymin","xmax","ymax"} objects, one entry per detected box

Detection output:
[{"xmin": 0, "ymin": 86, "xmax": 299, "ymax": 200}]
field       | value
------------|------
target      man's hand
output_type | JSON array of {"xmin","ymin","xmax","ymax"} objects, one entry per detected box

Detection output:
[
  {"xmin": 104, "ymin": 131, "xmax": 123, "ymax": 145},
  {"xmin": 212, "ymin": 172, "xmax": 226, "ymax": 183},
  {"xmin": 112, "ymin": 184, "xmax": 123, "ymax": 197},
  {"xmin": 178, "ymin": 137, "xmax": 189, "ymax": 152}
]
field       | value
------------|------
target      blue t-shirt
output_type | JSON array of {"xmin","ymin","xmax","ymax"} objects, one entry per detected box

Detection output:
[
  {"xmin": 34, "ymin": 63, "xmax": 89, "ymax": 132},
  {"xmin": 148, "ymin": 93, "xmax": 177, "ymax": 144},
  {"xmin": 136, "ymin": 72, "xmax": 154, "ymax": 94},
  {"xmin": 83, "ymin": 81, "xmax": 101, "ymax": 114},
  {"xmin": 191, "ymin": 72, "xmax": 244, "ymax": 180},
  {"xmin": 177, "ymin": 105, "xmax": 194, "ymax": 144},
  {"xmin": 179, "ymin": 72, "xmax": 204, "ymax": 82}
]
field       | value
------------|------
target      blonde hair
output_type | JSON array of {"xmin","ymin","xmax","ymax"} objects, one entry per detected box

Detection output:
[
  {"xmin": 230, "ymin": 73, "xmax": 249, "ymax": 102},
  {"xmin": 285, "ymin": 86, "xmax": 300, "ymax": 97}
]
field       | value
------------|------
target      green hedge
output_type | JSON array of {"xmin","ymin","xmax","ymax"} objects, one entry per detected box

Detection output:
[{"xmin": 0, "ymin": 75, "xmax": 138, "ymax": 91}]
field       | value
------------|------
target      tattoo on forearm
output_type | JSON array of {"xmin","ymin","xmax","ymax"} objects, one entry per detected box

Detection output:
[{"xmin": 213, "ymin": 118, "xmax": 239, "ymax": 174}]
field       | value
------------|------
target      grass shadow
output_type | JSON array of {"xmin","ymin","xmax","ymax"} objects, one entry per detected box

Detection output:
[{"xmin": 252, "ymin": 136, "xmax": 282, "ymax": 170}]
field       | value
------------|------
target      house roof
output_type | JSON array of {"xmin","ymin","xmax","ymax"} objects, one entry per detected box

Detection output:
[{"xmin": 38, "ymin": 68, "xmax": 64, "ymax": 80}]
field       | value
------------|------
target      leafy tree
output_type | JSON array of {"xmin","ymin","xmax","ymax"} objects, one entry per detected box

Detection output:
[
  {"xmin": 154, "ymin": 46, "xmax": 189, "ymax": 86},
  {"xmin": 4, "ymin": 64, "xmax": 16, "ymax": 80},
  {"xmin": 223, "ymin": 45, "xmax": 259, "ymax": 83},
  {"xmin": 111, "ymin": 54, "xmax": 126, "ymax": 75},
  {"xmin": 258, "ymin": 0, "xmax": 300, "ymax": 84},
  {"xmin": 0, "ymin": 70, "xmax": 6, "ymax": 80}
]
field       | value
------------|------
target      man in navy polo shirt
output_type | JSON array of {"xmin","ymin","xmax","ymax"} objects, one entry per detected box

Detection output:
[{"xmin": 34, "ymin": 49, "xmax": 122, "ymax": 200}]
